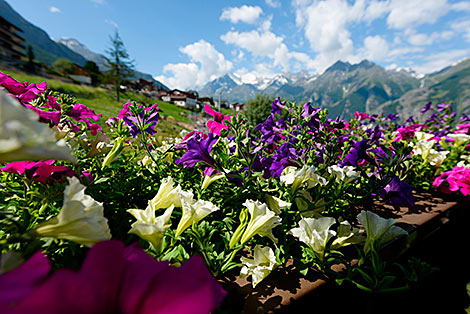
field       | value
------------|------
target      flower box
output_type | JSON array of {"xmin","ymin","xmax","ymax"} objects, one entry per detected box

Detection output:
[{"xmin": 218, "ymin": 192, "xmax": 462, "ymax": 313}]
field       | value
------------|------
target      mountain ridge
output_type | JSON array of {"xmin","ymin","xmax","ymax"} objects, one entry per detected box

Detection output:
[
  {"xmin": 199, "ymin": 58, "xmax": 469, "ymax": 120},
  {"xmin": 0, "ymin": 0, "xmax": 168, "ymax": 90}
]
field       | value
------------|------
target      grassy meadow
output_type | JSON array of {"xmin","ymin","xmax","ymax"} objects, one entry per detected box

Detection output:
[{"xmin": 1, "ymin": 67, "xmax": 196, "ymax": 138}]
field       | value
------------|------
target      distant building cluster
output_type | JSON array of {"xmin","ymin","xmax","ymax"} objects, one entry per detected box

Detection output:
[
  {"xmin": 0, "ymin": 17, "xmax": 245, "ymax": 112},
  {"xmin": 0, "ymin": 16, "xmax": 25, "ymax": 62},
  {"xmin": 130, "ymin": 78, "xmax": 245, "ymax": 112}
]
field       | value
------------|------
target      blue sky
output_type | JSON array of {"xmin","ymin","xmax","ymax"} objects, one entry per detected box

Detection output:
[{"xmin": 6, "ymin": 0, "xmax": 470, "ymax": 90}]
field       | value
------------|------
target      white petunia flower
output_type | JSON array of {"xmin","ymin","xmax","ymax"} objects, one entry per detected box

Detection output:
[
  {"xmin": 0, "ymin": 90, "xmax": 76, "ymax": 163},
  {"xmin": 128, "ymin": 205, "xmax": 174, "ymax": 252},
  {"xmin": 240, "ymin": 245, "xmax": 279, "ymax": 287},
  {"xmin": 289, "ymin": 216, "xmax": 336, "ymax": 261},
  {"xmin": 149, "ymin": 177, "xmax": 189, "ymax": 210},
  {"xmin": 328, "ymin": 165, "xmax": 360, "ymax": 184},
  {"xmin": 31, "ymin": 177, "xmax": 111, "ymax": 247},
  {"xmin": 240, "ymin": 199, "xmax": 281, "ymax": 245},
  {"xmin": 331, "ymin": 219, "xmax": 365, "ymax": 249},
  {"xmin": 280, "ymin": 165, "xmax": 327, "ymax": 192},
  {"xmin": 265, "ymin": 194, "xmax": 291, "ymax": 215},
  {"xmin": 448, "ymin": 133, "xmax": 470, "ymax": 146},
  {"xmin": 174, "ymin": 198, "xmax": 220, "ymax": 237},
  {"xmin": 356, "ymin": 210, "xmax": 407, "ymax": 254}
]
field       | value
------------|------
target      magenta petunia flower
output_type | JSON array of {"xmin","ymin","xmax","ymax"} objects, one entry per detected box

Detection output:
[
  {"xmin": 88, "ymin": 123, "xmax": 102, "ymax": 136},
  {"xmin": 353, "ymin": 111, "xmax": 370, "ymax": 121},
  {"xmin": 394, "ymin": 124, "xmax": 426, "ymax": 142},
  {"xmin": 204, "ymin": 104, "xmax": 231, "ymax": 135},
  {"xmin": 454, "ymin": 123, "xmax": 470, "ymax": 134},
  {"xmin": 66, "ymin": 104, "xmax": 101, "ymax": 123},
  {"xmin": 0, "ymin": 72, "xmax": 47, "ymax": 104},
  {"xmin": 80, "ymin": 170, "xmax": 94, "ymax": 184},
  {"xmin": 433, "ymin": 166, "xmax": 470, "ymax": 196},
  {"xmin": 1, "ymin": 161, "xmax": 75, "ymax": 183},
  {"xmin": 23, "ymin": 104, "xmax": 61, "ymax": 125},
  {"xmin": 0, "ymin": 240, "xmax": 226, "ymax": 314}
]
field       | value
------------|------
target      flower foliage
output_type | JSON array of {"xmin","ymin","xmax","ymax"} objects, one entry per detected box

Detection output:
[{"xmin": 1, "ymin": 71, "xmax": 469, "ymax": 304}]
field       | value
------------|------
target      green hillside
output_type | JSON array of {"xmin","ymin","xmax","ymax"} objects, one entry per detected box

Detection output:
[
  {"xmin": 1, "ymin": 68, "xmax": 195, "ymax": 138},
  {"xmin": 378, "ymin": 58, "xmax": 470, "ymax": 121}
]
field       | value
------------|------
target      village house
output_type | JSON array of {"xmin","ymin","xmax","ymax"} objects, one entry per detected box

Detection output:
[
  {"xmin": 229, "ymin": 102, "xmax": 245, "ymax": 112},
  {"xmin": 69, "ymin": 65, "xmax": 92, "ymax": 85},
  {"xmin": 0, "ymin": 16, "xmax": 26, "ymax": 62},
  {"xmin": 160, "ymin": 89, "xmax": 199, "ymax": 109}
]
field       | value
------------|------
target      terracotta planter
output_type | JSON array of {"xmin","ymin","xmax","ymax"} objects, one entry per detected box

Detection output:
[{"xmin": 216, "ymin": 192, "xmax": 467, "ymax": 314}]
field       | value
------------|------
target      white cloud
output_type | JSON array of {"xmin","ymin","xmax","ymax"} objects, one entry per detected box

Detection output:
[
  {"xmin": 221, "ymin": 30, "xmax": 283, "ymax": 58},
  {"xmin": 450, "ymin": 1, "xmax": 470, "ymax": 12},
  {"xmin": 220, "ymin": 5, "xmax": 263, "ymax": 24},
  {"xmin": 155, "ymin": 40, "xmax": 232, "ymax": 90},
  {"xmin": 105, "ymin": 19, "xmax": 118, "ymax": 28},
  {"xmin": 412, "ymin": 49, "xmax": 470, "ymax": 74},
  {"xmin": 265, "ymin": 0, "xmax": 281, "ymax": 8},
  {"xmin": 407, "ymin": 31, "xmax": 455, "ymax": 46},
  {"xmin": 362, "ymin": 35, "xmax": 389, "ymax": 60},
  {"xmin": 363, "ymin": 0, "xmax": 390, "ymax": 23},
  {"xmin": 221, "ymin": 29, "xmax": 316, "ymax": 72},
  {"xmin": 386, "ymin": 0, "xmax": 449, "ymax": 30},
  {"xmin": 451, "ymin": 19, "xmax": 470, "ymax": 42},
  {"xmin": 293, "ymin": 0, "xmax": 366, "ymax": 72},
  {"xmin": 90, "ymin": 0, "xmax": 106, "ymax": 4},
  {"xmin": 49, "ymin": 6, "xmax": 60, "ymax": 13}
]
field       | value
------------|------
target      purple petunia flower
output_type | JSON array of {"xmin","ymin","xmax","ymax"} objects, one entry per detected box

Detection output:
[
  {"xmin": 421, "ymin": 101, "xmax": 432, "ymax": 114},
  {"xmin": 378, "ymin": 176, "xmax": 415, "ymax": 206},
  {"xmin": 385, "ymin": 113, "xmax": 399, "ymax": 121},
  {"xmin": 118, "ymin": 103, "xmax": 160, "ymax": 137},
  {"xmin": 175, "ymin": 133, "xmax": 218, "ymax": 168},
  {"xmin": 271, "ymin": 97, "xmax": 286, "ymax": 115},
  {"xmin": 0, "ymin": 240, "xmax": 226, "ymax": 314},
  {"xmin": 340, "ymin": 139, "xmax": 370, "ymax": 167},
  {"xmin": 437, "ymin": 102, "xmax": 452, "ymax": 112},
  {"xmin": 460, "ymin": 113, "xmax": 470, "ymax": 123},
  {"xmin": 255, "ymin": 114, "xmax": 286, "ymax": 146}
]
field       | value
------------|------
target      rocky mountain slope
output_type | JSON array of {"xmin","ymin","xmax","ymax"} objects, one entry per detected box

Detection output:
[{"xmin": 199, "ymin": 58, "xmax": 469, "ymax": 120}]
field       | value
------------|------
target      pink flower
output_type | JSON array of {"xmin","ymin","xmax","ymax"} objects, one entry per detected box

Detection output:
[
  {"xmin": 0, "ymin": 72, "xmax": 47, "ymax": 104},
  {"xmin": 1, "ymin": 161, "xmax": 75, "ymax": 183},
  {"xmin": 394, "ymin": 124, "xmax": 426, "ymax": 142},
  {"xmin": 433, "ymin": 166, "xmax": 470, "ymax": 196},
  {"xmin": 455, "ymin": 123, "xmax": 470, "ymax": 134},
  {"xmin": 353, "ymin": 111, "xmax": 370, "ymax": 121},
  {"xmin": 0, "ymin": 240, "xmax": 226, "ymax": 314},
  {"xmin": 66, "ymin": 104, "xmax": 101, "ymax": 123},
  {"xmin": 118, "ymin": 103, "xmax": 132, "ymax": 119},
  {"xmin": 23, "ymin": 104, "xmax": 61, "ymax": 125},
  {"xmin": 204, "ymin": 105, "xmax": 231, "ymax": 135},
  {"xmin": 88, "ymin": 123, "xmax": 102, "ymax": 136},
  {"xmin": 183, "ymin": 130, "xmax": 208, "ymax": 142},
  {"xmin": 80, "ymin": 170, "xmax": 94, "ymax": 184},
  {"xmin": 44, "ymin": 96, "xmax": 61, "ymax": 110}
]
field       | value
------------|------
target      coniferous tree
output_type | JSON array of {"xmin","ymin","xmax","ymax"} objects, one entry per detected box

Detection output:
[
  {"xmin": 26, "ymin": 45, "xmax": 36, "ymax": 73},
  {"xmin": 105, "ymin": 30, "xmax": 134, "ymax": 102}
]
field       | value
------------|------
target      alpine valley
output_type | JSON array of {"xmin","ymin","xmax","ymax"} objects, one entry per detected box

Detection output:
[{"xmin": 199, "ymin": 58, "xmax": 470, "ymax": 120}]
